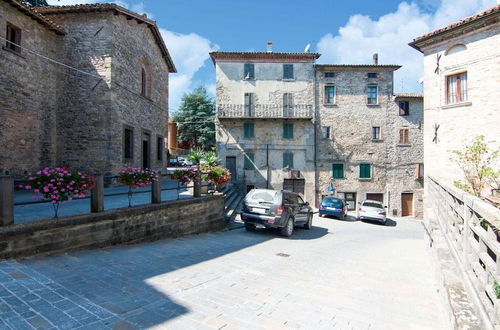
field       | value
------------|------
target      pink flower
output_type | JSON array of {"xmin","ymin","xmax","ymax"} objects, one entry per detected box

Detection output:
[
  {"xmin": 25, "ymin": 185, "xmax": 32, "ymax": 190},
  {"xmin": 34, "ymin": 189, "xmax": 40, "ymax": 193}
]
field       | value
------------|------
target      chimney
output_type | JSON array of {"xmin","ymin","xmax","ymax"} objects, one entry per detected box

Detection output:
[
  {"xmin": 373, "ymin": 53, "xmax": 378, "ymax": 65},
  {"xmin": 267, "ymin": 41, "xmax": 273, "ymax": 53}
]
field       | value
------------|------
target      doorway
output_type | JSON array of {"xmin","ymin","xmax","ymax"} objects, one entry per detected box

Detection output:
[
  {"xmin": 340, "ymin": 192, "xmax": 357, "ymax": 211},
  {"xmin": 142, "ymin": 133, "xmax": 150, "ymax": 169},
  {"xmin": 402, "ymin": 193, "xmax": 413, "ymax": 216},
  {"xmin": 366, "ymin": 193, "xmax": 383, "ymax": 203},
  {"xmin": 226, "ymin": 156, "xmax": 237, "ymax": 182},
  {"xmin": 283, "ymin": 179, "xmax": 305, "ymax": 196}
]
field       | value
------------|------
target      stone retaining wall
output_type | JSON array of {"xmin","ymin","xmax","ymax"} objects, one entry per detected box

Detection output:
[{"xmin": 0, "ymin": 195, "xmax": 225, "ymax": 260}]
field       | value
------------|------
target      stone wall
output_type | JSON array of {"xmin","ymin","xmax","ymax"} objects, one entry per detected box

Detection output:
[
  {"xmin": 0, "ymin": 2, "xmax": 63, "ymax": 174},
  {"xmin": 0, "ymin": 195, "xmax": 225, "ymax": 260}
]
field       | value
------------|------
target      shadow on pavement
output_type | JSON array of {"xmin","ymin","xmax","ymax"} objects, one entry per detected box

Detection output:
[
  {"xmin": 245, "ymin": 225, "xmax": 329, "ymax": 240},
  {"xmin": 362, "ymin": 218, "xmax": 398, "ymax": 227}
]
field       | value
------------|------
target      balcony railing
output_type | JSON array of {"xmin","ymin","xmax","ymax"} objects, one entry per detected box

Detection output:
[
  {"xmin": 427, "ymin": 176, "xmax": 500, "ymax": 329},
  {"xmin": 217, "ymin": 104, "xmax": 313, "ymax": 119}
]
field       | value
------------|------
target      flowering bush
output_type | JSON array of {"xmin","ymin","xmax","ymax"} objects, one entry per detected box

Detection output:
[
  {"xmin": 203, "ymin": 165, "xmax": 231, "ymax": 186},
  {"xmin": 118, "ymin": 167, "xmax": 157, "ymax": 188},
  {"xmin": 171, "ymin": 168, "xmax": 197, "ymax": 185},
  {"xmin": 18, "ymin": 167, "xmax": 94, "ymax": 203}
]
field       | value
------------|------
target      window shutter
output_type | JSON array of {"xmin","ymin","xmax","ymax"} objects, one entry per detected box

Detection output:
[
  {"xmin": 283, "ymin": 64, "xmax": 293, "ymax": 79},
  {"xmin": 332, "ymin": 164, "xmax": 344, "ymax": 179},
  {"xmin": 283, "ymin": 123, "xmax": 293, "ymax": 139}
]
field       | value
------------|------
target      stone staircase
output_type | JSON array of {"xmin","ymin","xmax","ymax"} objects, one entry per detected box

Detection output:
[{"xmin": 221, "ymin": 185, "xmax": 245, "ymax": 230}]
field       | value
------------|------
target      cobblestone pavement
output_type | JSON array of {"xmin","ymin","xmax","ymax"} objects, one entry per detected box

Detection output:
[{"xmin": 0, "ymin": 216, "xmax": 449, "ymax": 329}]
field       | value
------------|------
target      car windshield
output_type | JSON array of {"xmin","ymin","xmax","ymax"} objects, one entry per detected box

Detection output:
[
  {"xmin": 322, "ymin": 198, "xmax": 343, "ymax": 207},
  {"xmin": 246, "ymin": 190, "xmax": 279, "ymax": 204},
  {"xmin": 363, "ymin": 201, "xmax": 383, "ymax": 208}
]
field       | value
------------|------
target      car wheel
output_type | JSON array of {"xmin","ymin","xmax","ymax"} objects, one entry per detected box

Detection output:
[
  {"xmin": 244, "ymin": 223, "xmax": 256, "ymax": 232},
  {"xmin": 303, "ymin": 214, "xmax": 312, "ymax": 229},
  {"xmin": 280, "ymin": 217, "xmax": 294, "ymax": 237},
  {"xmin": 319, "ymin": 213, "xmax": 324, "ymax": 218},
  {"xmin": 340, "ymin": 214, "xmax": 345, "ymax": 221}
]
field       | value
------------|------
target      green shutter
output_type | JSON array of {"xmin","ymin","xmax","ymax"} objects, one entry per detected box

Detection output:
[
  {"xmin": 359, "ymin": 163, "xmax": 371, "ymax": 179},
  {"xmin": 244, "ymin": 64, "xmax": 254, "ymax": 79},
  {"xmin": 283, "ymin": 123, "xmax": 294, "ymax": 139},
  {"xmin": 244, "ymin": 153, "xmax": 254, "ymax": 169},
  {"xmin": 283, "ymin": 153, "xmax": 294, "ymax": 168},
  {"xmin": 332, "ymin": 164, "xmax": 344, "ymax": 179},
  {"xmin": 244, "ymin": 123, "xmax": 254, "ymax": 138},
  {"xmin": 283, "ymin": 64, "xmax": 293, "ymax": 79}
]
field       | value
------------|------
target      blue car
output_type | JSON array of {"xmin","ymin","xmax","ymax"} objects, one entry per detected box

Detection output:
[{"xmin": 319, "ymin": 197, "xmax": 347, "ymax": 220}]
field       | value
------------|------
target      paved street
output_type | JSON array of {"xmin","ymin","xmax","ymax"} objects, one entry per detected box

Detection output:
[{"xmin": 0, "ymin": 215, "xmax": 449, "ymax": 330}]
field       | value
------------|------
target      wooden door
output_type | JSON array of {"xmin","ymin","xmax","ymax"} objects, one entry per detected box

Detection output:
[
  {"xmin": 226, "ymin": 157, "xmax": 237, "ymax": 182},
  {"xmin": 402, "ymin": 193, "xmax": 413, "ymax": 216},
  {"xmin": 283, "ymin": 179, "xmax": 305, "ymax": 196}
]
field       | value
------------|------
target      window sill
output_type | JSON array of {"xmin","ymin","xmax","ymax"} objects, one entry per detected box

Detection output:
[
  {"xmin": 2, "ymin": 46, "xmax": 25, "ymax": 58},
  {"xmin": 282, "ymin": 79, "xmax": 295, "ymax": 82},
  {"xmin": 371, "ymin": 139, "xmax": 383, "ymax": 142},
  {"xmin": 441, "ymin": 101, "xmax": 472, "ymax": 109},
  {"xmin": 367, "ymin": 103, "xmax": 380, "ymax": 107},
  {"xmin": 323, "ymin": 103, "xmax": 337, "ymax": 107},
  {"xmin": 397, "ymin": 144, "xmax": 411, "ymax": 147},
  {"xmin": 358, "ymin": 178, "xmax": 372, "ymax": 181},
  {"xmin": 140, "ymin": 94, "xmax": 154, "ymax": 102},
  {"xmin": 243, "ymin": 78, "xmax": 255, "ymax": 81}
]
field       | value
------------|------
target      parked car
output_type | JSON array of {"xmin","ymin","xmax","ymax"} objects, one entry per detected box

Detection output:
[
  {"xmin": 177, "ymin": 157, "xmax": 193, "ymax": 166},
  {"xmin": 240, "ymin": 189, "xmax": 313, "ymax": 237},
  {"xmin": 319, "ymin": 197, "xmax": 347, "ymax": 220},
  {"xmin": 356, "ymin": 200, "xmax": 387, "ymax": 224}
]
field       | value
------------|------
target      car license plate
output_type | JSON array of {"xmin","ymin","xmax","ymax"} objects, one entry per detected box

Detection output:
[
  {"xmin": 327, "ymin": 207, "xmax": 336, "ymax": 210},
  {"xmin": 252, "ymin": 208, "xmax": 267, "ymax": 214}
]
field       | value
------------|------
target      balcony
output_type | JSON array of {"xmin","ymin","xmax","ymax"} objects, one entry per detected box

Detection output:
[{"xmin": 217, "ymin": 104, "xmax": 313, "ymax": 119}]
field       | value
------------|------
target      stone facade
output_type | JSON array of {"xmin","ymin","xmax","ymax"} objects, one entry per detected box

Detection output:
[
  {"xmin": 315, "ymin": 65, "xmax": 424, "ymax": 217},
  {"xmin": 211, "ymin": 52, "xmax": 319, "ymax": 205},
  {"xmin": 410, "ymin": 5, "xmax": 500, "ymax": 197},
  {"xmin": 0, "ymin": 2, "xmax": 176, "ymax": 176}
]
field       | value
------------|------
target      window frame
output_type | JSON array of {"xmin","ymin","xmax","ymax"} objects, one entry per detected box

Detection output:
[
  {"xmin": 243, "ymin": 63, "xmax": 255, "ymax": 80},
  {"xmin": 5, "ymin": 22, "xmax": 21, "ymax": 53},
  {"xmin": 283, "ymin": 123, "xmax": 294, "ymax": 139},
  {"xmin": 398, "ymin": 101, "xmax": 410, "ymax": 116},
  {"xmin": 244, "ymin": 152, "xmax": 255, "ymax": 170},
  {"xmin": 123, "ymin": 126, "xmax": 134, "ymax": 161},
  {"xmin": 283, "ymin": 93, "xmax": 294, "ymax": 110},
  {"xmin": 283, "ymin": 64, "xmax": 294, "ymax": 79},
  {"xmin": 332, "ymin": 163, "xmax": 344, "ymax": 179},
  {"xmin": 367, "ymin": 85, "xmax": 378, "ymax": 105},
  {"xmin": 399, "ymin": 128, "xmax": 410, "ymax": 145},
  {"xmin": 359, "ymin": 163, "xmax": 372, "ymax": 179},
  {"xmin": 243, "ymin": 122, "xmax": 255, "ymax": 139},
  {"xmin": 371, "ymin": 126, "xmax": 381, "ymax": 140},
  {"xmin": 446, "ymin": 72, "xmax": 467, "ymax": 104},
  {"xmin": 324, "ymin": 85, "xmax": 336, "ymax": 105},
  {"xmin": 244, "ymin": 92, "xmax": 255, "ymax": 115},
  {"xmin": 156, "ymin": 135, "xmax": 164, "ymax": 161},
  {"xmin": 322, "ymin": 126, "xmax": 331, "ymax": 139},
  {"xmin": 367, "ymin": 72, "xmax": 377, "ymax": 78},
  {"xmin": 324, "ymin": 72, "xmax": 335, "ymax": 78},
  {"xmin": 283, "ymin": 152, "xmax": 294, "ymax": 169}
]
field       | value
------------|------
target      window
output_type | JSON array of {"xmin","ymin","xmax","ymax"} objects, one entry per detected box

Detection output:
[
  {"xmin": 244, "ymin": 63, "xmax": 254, "ymax": 79},
  {"xmin": 283, "ymin": 93, "xmax": 294, "ymax": 110},
  {"xmin": 243, "ymin": 123, "xmax": 254, "ymax": 138},
  {"xmin": 244, "ymin": 93, "xmax": 255, "ymax": 115},
  {"xmin": 157, "ymin": 136, "xmax": 164, "ymax": 161},
  {"xmin": 332, "ymin": 164, "xmax": 344, "ymax": 179},
  {"xmin": 6, "ymin": 23, "xmax": 21, "ymax": 53},
  {"xmin": 283, "ymin": 152, "xmax": 294, "ymax": 168},
  {"xmin": 283, "ymin": 123, "xmax": 294, "ymax": 139},
  {"xmin": 371, "ymin": 126, "xmax": 380, "ymax": 140},
  {"xmin": 367, "ymin": 85, "xmax": 378, "ymax": 104},
  {"xmin": 322, "ymin": 126, "xmax": 331, "ymax": 139},
  {"xmin": 359, "ymin": 163, "xmax": 371, "ymax": 179},
  {"xmin": 398, "ymin": 101, "xmax": 409, "ymax": 116},
  {"xmin": 244, "ymin": 152, "xmax": 255, "ymax": 170},
  {"xmin": 141, "ymin": 68, "xmax": 147, "ymax": 97},
  {"xmin": 367, "ymin": 73, "xmax": 377, "ymax": 78},
  {"xmin": 283, "ymin": 64, "xmax": 294, "ymax": 79},
  {"xmin": 399, "ymin": 129, "xmax": 410, "ymax": 144},
  {"xmin": 324, "ymin": 85, "xmax": 335, "ymax": 104},
  {"xmin": 123, "ymin": 128, "xmax": 134, "ymax": 160},
  {"xmin": 447, "ymin": 72, "xmax": 467, "ymax": 103},
  {"xmin": 415, "ymin": 163, "xmax": 424, "ymax": 179},
  {"xmin": 325, "ymin": 72, "xmax": 335, "ymax": 78}
]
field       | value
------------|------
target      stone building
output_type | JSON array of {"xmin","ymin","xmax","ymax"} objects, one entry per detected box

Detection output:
[
  {"xmin": 315, "ymin": 64, "xmax": 424, "ymax": 217},
  {"xmin": 210, "ymin": 49, "xmax": 319, "ymax": 204},
  {"xmin": 0, "ymin": 1, "xmax": 176, "ymax": 176},
  {"xmin": 409, "ymin": 5, "xmax": 500, "ymax": 196}
]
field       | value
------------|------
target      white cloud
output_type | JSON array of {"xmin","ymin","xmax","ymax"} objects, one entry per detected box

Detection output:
[
  {"xmin": 160, "ymin": 29, "xmax": 218, "ymax": 112},
  {"xmin": 317, "ymin": 0, "xmax": 496, "ymax": 93}
]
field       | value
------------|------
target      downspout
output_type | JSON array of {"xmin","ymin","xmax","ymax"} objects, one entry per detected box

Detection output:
[{"xmin": 313, "ymin": 62, "xmax": 318, "ymax": 207}]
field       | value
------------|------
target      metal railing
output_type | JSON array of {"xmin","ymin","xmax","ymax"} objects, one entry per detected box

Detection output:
[
  {"xmin": 0, "ymin": 174, "xmax": 212, "ymax": 225},
  {"xmin": 427, "ymin": 176, "xmax": 500, "ymax": 328},
  {"xmin": 217, "ymin": 104, "xmax": 313, "ymax": 119}
]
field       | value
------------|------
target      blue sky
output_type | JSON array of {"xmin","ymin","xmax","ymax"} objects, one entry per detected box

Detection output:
[{"xmin": 48, "ymin": 0, "xmax": 497, "ymax": 111}]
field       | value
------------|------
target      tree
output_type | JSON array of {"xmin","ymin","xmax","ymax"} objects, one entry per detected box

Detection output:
[
  {"xmin": 173, "ymin": 87, "xmax": 215, "ymax": 151},
  {"xmin": 23, "ymin": 0, "xmax": 49, "ymax": 6},
  {"xmin": 450, "ymin": 135, "xmax": 500, "ymax": 197}
]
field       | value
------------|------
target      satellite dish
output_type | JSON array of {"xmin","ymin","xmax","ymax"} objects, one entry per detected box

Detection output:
[
  {"xmin": 418, "ymin": 77, "xmax": 423, "ymax": 84},
  {"xmin": 304, "ymin": 44, "xmax": 311, "ymax": 53}
]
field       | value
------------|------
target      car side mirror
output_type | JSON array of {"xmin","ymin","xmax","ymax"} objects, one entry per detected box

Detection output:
[
  {"xmin": 357, "ymin": 202, "xmax": 361, "ymax": 205},
  {"xmin": 384, "ymin": 206, "xmax": 388, "ymax": 208}
]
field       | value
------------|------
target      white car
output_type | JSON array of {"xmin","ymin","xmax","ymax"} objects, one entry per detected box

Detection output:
[{"xmin": 356, "ymin": 200, "xmax": 387, "ymax": 224}]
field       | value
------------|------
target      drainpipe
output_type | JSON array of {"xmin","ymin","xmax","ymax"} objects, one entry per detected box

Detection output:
[
  {"xmin": 266, "ymin": 144, "xmax": 269, "ymax": 189},
  {"xmin": 313, "ymin": 62, "xmax": 318, "ymax": 207}
]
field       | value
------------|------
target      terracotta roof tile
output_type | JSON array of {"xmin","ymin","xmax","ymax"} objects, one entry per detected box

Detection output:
[
  {"xmin": 4, "ymin": 0, "xmax": 65, "ymax": 35},
  {"xmin": 210, "ymin": 51, "xmax": 321, "ymax": 64},
  {"xmin": 394, "ymin": 93, "xmax": 423, "ymax": 98},
  {"xmin": 316, "ymin": 64, "xmax": 401, "ymax": 70}
]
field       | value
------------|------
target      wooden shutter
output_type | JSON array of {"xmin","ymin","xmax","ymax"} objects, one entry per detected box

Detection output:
[
  {"xmin": 360, "ymin": 163, "xmax": 371, "ymax": 178},
  {"xmin": 399, "ymin": 129, "xmax": 409, "ymax": 144},
  {"xmin": 332, "ymin": 164, "xmax": 343, "ymax": 179},
  {"xmin": 283, "ymin": 64, "xmax": 293, "ymax": 79},
  {"xmin": 283, "ymin": 123, "xmax": 293, "ymax": 139},
  {"xmin": 283, "ymin": 153, "xmax": 294, "ymax": 168}
]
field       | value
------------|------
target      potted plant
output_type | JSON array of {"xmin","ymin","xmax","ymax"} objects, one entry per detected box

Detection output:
[
  {"xmin": 18, "ymin": 167, "xmax": 94, "ymax": 218},
  {"xmin": 117, "ymin": 167, "xmax": 158, "ymax": 207}
]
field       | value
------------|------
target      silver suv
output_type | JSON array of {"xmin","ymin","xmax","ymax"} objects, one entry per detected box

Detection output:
[{"xmin": 240, "ymin": 189, "xmax": 313, "ymax": 237}]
